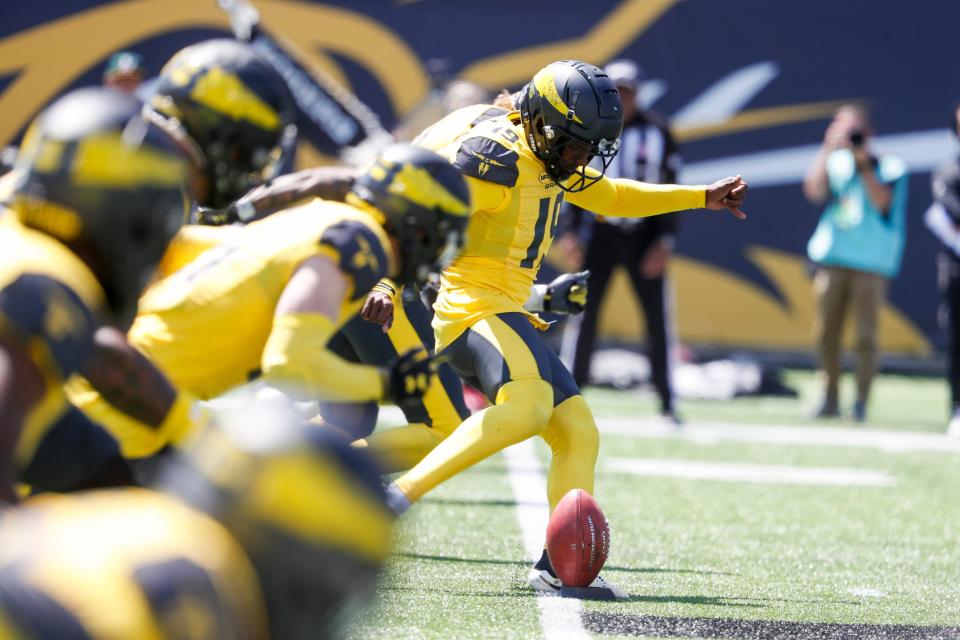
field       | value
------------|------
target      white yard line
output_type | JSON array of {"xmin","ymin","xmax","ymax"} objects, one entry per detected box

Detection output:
[
  {"xmin": 606, "ymin": 457, "xmax": 896, "ymax": 487},
  {"xmin": 377, "ymin": 406, "xmax": 960, "ymax": 454},
  {"xmin": 598, "ymin": 417, "xmax": 960, "ymax": 454},
  {"xmin": 503, "ymin": 441, "xmax": 590, "ymax": 640}
]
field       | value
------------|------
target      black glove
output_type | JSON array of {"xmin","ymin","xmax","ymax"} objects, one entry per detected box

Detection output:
[
  {"xmin": 543, "ymin": 270, "xmax": 590, "ymax": 314},
  {"xmin": 384, "ymin": 349, "xmax": 436, "ymax": 412}
]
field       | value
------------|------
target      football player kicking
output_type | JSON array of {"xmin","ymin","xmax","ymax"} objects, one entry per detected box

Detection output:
[
  {"xmin": 0, "ymin": 88, "xmax": 197, "ymax": 501},
  {"xmin": 375, "ymin": 60, "xmax": 747, "ymax": 598},
  {"xmin": 68, "ymin": 40, "xmax": 472, "ymax": 461},
  {"xmin": 0, "ymin": 392, "xmax": 394, "ymax": 640}
]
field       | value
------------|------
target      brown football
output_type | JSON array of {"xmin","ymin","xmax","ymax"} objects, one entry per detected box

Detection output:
[{"xmin": 545, "ymin": 488, "xmax": 610, "ymax": 587}]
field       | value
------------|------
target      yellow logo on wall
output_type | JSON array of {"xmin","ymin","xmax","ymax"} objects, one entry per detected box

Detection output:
[{"xmin": 0, "ymin": 0, "xmax": 930, "ymax": 353}]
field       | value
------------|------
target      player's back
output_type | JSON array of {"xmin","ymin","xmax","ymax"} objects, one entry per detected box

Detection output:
[
  {"xmin": 0, "ymin": 217, "xmax": 106, "ymax": 466},
  {"xmin": 412, "ymin": 103, "xmax": 508, "ymax": 151},
  {"xmin": 0, "ymin": 489, "xmax": 267, "ymax": 640},
  {"xmin": 130, "ymin": 200, "xmax": 391, "ymax": 399}
]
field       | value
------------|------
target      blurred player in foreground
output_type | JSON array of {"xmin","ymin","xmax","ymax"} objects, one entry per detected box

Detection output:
[
  {"xmin": 0, "ymin": 88, "xmax": 197, "ymax": 501},
  {"xmin": 0, "ymin": 392, "xmax": 394, "ymax": 640},
  {"xmin": 373, "ymin": 60, "xmax": 747, "ymax": 598}
]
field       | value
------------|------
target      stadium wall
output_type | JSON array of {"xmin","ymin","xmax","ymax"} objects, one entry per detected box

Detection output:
[{"xmin": 1, "ymin": 0, "xmax": 954, "ymax": 355}]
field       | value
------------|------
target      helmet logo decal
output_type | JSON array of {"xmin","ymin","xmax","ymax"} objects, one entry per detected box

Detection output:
[
  {"xmin": 190, "ymin": 66, "xmax": 281, "ymax": 131},
  {"xmin": 533, "ymin": 67, "xmax": 583, "ymax": 125},
  {"xmin": 388, "ymin": 163, "xmax": 470, "ymax": 218}
]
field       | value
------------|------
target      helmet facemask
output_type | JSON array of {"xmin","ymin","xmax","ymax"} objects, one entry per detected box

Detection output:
[
  {"xmin": 520, "ymin": 60, "xmax": 624, "ymax": 192},
  {"xmin": 540, "ymin": 125, "xmax": 619, "ymax": 192}
]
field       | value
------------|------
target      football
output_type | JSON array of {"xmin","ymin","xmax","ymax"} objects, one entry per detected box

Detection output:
[{"xmin": 545, "ymin": 489, "xmax": 610, "ymax": 587}]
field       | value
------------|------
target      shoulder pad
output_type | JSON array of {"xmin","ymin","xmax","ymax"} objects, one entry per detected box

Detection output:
[
  {"xmin": 454, "ymin": 136, "xmax": 519, "ymax": 187},
  {"xmin": 469, "ymin": 107, "xmax": 509, "ymax": 128},
  {"xmin": 0, "ymin": 273, "xmax": 96, "ymax": 377},
  {"xmin": 319, "ymin": 220, "xmax": 389, "ymax": 301}
]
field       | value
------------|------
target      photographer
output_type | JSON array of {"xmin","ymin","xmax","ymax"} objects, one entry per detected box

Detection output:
[{"xmin": 803, "ymin": 105, "xmax": 908, "ymax": 422}]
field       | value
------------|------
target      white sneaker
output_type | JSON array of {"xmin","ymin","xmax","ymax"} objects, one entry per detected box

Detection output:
[
  {"xmin": 948, "ymin": 412, "xmax": 960, "ymax": 439},
  {"xmin": 527, "ymin": 567, "xmax": 561, "ymax": 594},
  {"xmin": 526, "ymin": 568, "xmax": 627, "ymax": 600},
  {"xmin": 587, "ymin": 575, "xmax": 628, "ymax": 600}
]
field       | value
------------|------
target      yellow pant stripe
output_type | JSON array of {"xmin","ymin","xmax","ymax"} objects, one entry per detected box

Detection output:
[{"xmin": 470, "ymin": 315, "xmax": 540, "ymax": 380}]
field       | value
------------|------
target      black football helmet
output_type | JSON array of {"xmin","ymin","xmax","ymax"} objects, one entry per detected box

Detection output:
[
  {"xmin": 158, "ymin": 393, "xmax": 394, "ymax": 640},
  {"xmin": 147, "ymin": 39, "xmax": 295, "ymax": 209},
  {"xmin": 9, "ymin": 87, "xmax": 194, "ymax": 328},
  {"xmin": 349, "ymin": 144, "xmax": 471, "ymax": 286},
  {"xmin": 519, "ymin": 60, "xmax": 623, "ymax": 192}
]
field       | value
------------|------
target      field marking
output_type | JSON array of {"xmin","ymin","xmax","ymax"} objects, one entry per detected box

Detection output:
[
  {"xmin": 606, "ymin": 457, "xmax": 896, "ymax": 487},
  {"xmin": 598, "ymin": 417, "xmax": 960, "ymax": 454},
  {"xmin": 503, "ymin": 441, "xmax": 590, "ymax": 640}
]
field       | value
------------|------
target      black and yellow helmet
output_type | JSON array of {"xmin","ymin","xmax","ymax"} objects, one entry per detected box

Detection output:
[
  {"xmin": 159, "ymin": 394, "xmax": 394, "ymax": 639},
  {"xmin": 349, "ymin": 144, "xmax": 471, "ymax": 286},
  {"xmin": 148, "ymin": 39, "xmax": 295, "ymax": 209},
  {"xmin": 519, "ymin": 60, "xmax": 623, "ymax": 192},
  {"xmin": 9, "ymin": 87, "xmax": 194, "ymax": 328}
]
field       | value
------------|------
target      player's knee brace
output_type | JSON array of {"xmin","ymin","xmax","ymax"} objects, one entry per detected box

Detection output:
[{"xmin": 495, "ymin": 378, "xmax": 554, "ymax": 440}]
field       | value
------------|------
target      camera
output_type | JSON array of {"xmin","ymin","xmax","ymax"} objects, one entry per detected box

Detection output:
[{"xmin": 849, "ymin": 130, "xmax": 865, "ymax": 147}]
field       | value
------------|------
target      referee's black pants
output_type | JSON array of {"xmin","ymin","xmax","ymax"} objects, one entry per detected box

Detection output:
[
  {"xmin": 567, "ymin": 223, "xmax": 674, "ymax": 413},
  {"xmin": 941, "ymin": 254, "xmax": 960, "ymax": 412}
]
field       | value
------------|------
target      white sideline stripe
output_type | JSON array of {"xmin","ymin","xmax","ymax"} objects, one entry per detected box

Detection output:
[
  {"xmin": 504, "ymin": 441, "xmax": 589, "ymax": 640},
  {"xmin": 606, "ymin": 457, "xmax": 896, "ymax": 487},
  {"xmin": 598, "ymin": 417, "xmax": 960, "ymax": 454}
]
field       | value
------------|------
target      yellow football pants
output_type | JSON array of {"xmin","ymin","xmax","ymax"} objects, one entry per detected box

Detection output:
[{"xmin": 391, "ymin": 313, "xmax": 599, "ymax": 511}]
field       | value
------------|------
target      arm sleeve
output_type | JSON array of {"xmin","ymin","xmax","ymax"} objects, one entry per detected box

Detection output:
[
  {"xmin": 567, "ymin": 173, "xmax": 705, "ymax": 218},
  {"xmin": 261, "ymin": 312, "xmax": 386, "ymax": 403}
]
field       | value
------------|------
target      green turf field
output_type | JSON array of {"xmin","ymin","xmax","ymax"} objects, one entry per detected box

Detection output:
[{"xmin": 345, "ymin": 370, "xmax": 960, "ymax": 639}]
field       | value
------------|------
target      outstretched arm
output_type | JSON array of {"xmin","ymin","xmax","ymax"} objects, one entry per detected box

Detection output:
[
  {"xmin": 196, "ymin": 166, "xmax": 359, "ymax": 225},
  {"xmin": 567, "ymin": 173, "xmax": 747, "ymax": 220}
]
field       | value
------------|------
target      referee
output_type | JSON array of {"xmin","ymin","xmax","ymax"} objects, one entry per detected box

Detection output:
[
  {"xmin": 559, "ymin": 59, "xmax": 682, "ymax": 422},
  {"xmin": 926, "ymin": 101, "xmax": 960, "ymax": 436}
]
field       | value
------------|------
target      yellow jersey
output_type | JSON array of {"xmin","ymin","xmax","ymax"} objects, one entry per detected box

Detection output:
[
  {"xmin": 0, "ymin": 217, "xmax": 106, "ymax": 469},
  {"xmin": 129, "ymin": 200, "xmax": 393, "ymax": 400},
  {"xmin": 416, "ymin": 109, "xmax": 706, "ymax": 349},
  {"xmin": 0, "ymin": 489, "xmax": 267, "ymax": 640}
]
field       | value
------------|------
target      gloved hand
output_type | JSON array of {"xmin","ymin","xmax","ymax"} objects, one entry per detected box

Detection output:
[
  {"xmin": 543, "ymin": 270, "xmax": 590, "ymax": 314},
  {"xmin": 383, "ymin": 349, "xmax": 437, "ymax": 412}
]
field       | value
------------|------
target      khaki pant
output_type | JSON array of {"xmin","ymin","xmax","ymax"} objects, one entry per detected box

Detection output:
[{"xmin": 813, "ymin": 266, "xmax": 888, "ymax": 406}]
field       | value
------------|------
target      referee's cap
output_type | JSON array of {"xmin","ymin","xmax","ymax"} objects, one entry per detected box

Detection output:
[{"xmin": 604, "ymin": 59, "xmax": 645, "ymax": 91}]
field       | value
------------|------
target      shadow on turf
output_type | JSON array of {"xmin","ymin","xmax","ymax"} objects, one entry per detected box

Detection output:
[
  {"xmin": 419, "ymin": 497, "xmax": 524, "ymax": 508},
  {"xmin": 396, "ymin": 552, "xmax": 734, "ymax": 577}
]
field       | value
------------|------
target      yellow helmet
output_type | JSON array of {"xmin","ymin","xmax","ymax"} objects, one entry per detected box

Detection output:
[{"xmin": 158, "ymin": 393, "xmax": 393, "ymax": 638}]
